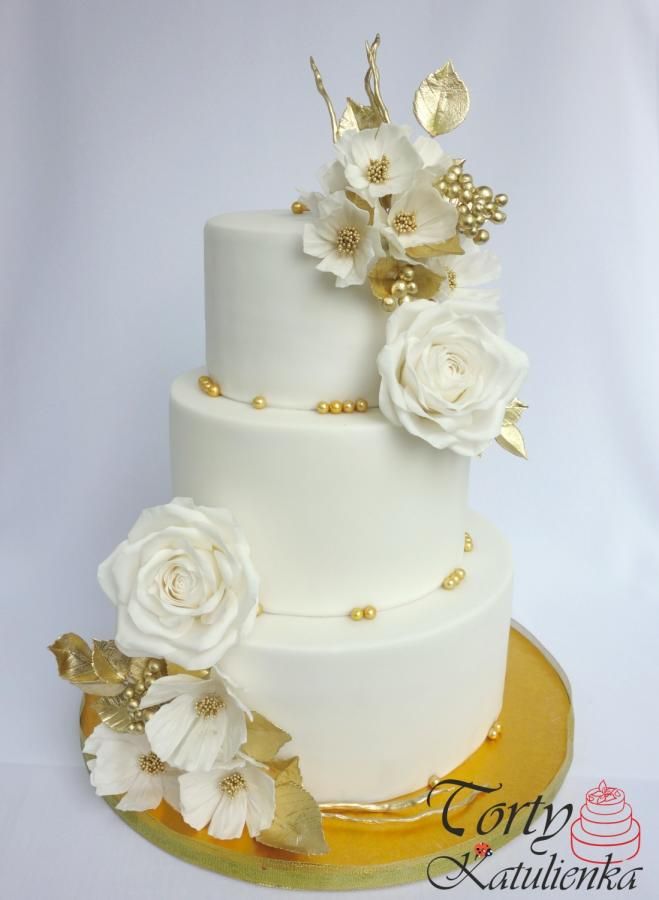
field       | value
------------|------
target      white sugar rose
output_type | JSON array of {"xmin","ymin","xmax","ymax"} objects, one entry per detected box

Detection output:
[
  {"xmin": 98, "ymin": 498, "xmax": 259, "ymax": 670},
  {"xmin": 377, "ymin": 300, "xmax": 528, "ymax": 456}
]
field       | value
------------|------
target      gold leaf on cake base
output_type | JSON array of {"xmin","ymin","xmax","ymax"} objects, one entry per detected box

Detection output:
[
  {"xmin": 49, "ymin": 634, "xmax": 124, "ymax": 696},
  {"xmin": 258, "ymin": 782, "xmax": 329, "ymax": 856},
  {"xmin": 413, "ymin": 61, "xmax": 470, "ymax": 136},
  {"xmin": 242, "ymin": 712, "xmax": 292, "ymax": 763}
]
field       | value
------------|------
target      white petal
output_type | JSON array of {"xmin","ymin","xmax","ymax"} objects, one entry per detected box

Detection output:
[{"xmin": 208, "ymin": 793, "xmax": 248, "ymax": 840}]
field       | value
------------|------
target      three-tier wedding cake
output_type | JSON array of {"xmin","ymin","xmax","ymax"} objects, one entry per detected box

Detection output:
[{"xmin": 51, "ymin": 36, "xmax": 530, "ymax": 856}]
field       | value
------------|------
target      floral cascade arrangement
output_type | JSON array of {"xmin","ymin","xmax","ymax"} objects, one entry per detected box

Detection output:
[
  {"xmin": 50, "ymin": 498, "xmax": 328, "ymax": 855},
  {"xmin": 301, "ymin": 35, "xmax": 529, "ymax": 459}
]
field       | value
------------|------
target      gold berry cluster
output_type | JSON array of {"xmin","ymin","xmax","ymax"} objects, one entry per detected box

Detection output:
[
  {"xmin": 437, "ymin": 162, "xmax": 508, "ymax": 245},
  {"xmin": 441, "ymin": 567, "xmax": 466, "ymax": 590},
  {"xmin": 349, "ymin": 605, "xmax": 377, "ymax": 621},
  {"xmin": 121, "ymin": 659, "xmax": 167, "ymax": 733},
  {"xmin": 316, "ymin": 398, "xmax": 369, "ymax": 414},
  {"xmin": 381, "ymin": 265, "xmax": 418, "ymax": 312}
]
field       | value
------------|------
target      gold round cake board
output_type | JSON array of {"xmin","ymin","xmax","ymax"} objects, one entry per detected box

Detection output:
[{"xmin": 79, "ymin": 621, "xmax": 573, "ymax": 891}]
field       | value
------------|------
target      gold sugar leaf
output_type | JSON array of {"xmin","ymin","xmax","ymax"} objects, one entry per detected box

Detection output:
[
  {"xmin": 92, "ymin": 640, "xmax": 130, "ymax": 684},
  {"xmin": 93, "ymin": 695, "xmax": 133, "ymax": 732},
  {"xmin": 49, "ymin": 633, "xmax": 122, "ymax": 695},
  {"xmin": 406, "ymin": 233, "xmax": 464, "ymax": 260},
  {"xmin": 338, "ymin": 98, "xmax": 384, "ymax": 136},
  {"xmin": 165, "ymin": 661, "xmax": 209, "ymax": 679},
  {"xmin": 242, "ymin": 712, "xmax": 291, "ymax": 763},
  {"xmin": 345, "ymin": 190, "xmax": 375, "ymax": 224},
  {"xmin": 49, "ymin": 633, "xmax": 95, "ymax": 683},
  {"xmin": 503, "ymin": 397, "xmax": 528, "ymax": 426},
  {"xmin": 257, "ymin": 783, "xmax": 328, "ymax": 856},
  {"xmin": 269, "ymin": 756, "xmax": 303, "ymax": 787},
  {"xmin": 413, "ymin": 61, "xmax": 470, "ymax": 136},
  {"xmin": 496, "ymin": 401, "xmax": 529, "ymax": 459}
]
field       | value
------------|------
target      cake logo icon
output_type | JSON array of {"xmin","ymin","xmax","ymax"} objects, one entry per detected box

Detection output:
[{"xmin": 570, "ymin": 780, "xmax": 641, "ymax": 864}]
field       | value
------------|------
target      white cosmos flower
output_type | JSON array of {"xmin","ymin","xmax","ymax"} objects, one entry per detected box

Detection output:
[
  {"xmin": 179, "ymin": 757, "xmax": 276, "ymax": 840},
  {"xmin": 431, "ymin": 245, "xmax": 502, "ymax": 302},
  {"xmin": 414, "ymin": 135, "xmax": 453, "ymax": 179},
  {"xmin": 141, "ymin": 670, "xmax": 249, "ymax": 772},
  {"xmin": 383, "ymin": 178, "xmax": 458, "ymax": 258},
  {"xmin": 98, "ymin": 498, "xmax": 259, "ymax": 671},
  {"xmin": 84, "ymin": 724, "xmax": 180, "ymax": 812},
  {"xmin": 337, "ymin": 123, "xmax": 423, "ymax": 200},
  {"xmin": 303, "ymin": 193, "xmax": 381, "ymax": 287},
  {"xmin": 377, "ymin": 299, "xmax": 529, "ymax": 456}
]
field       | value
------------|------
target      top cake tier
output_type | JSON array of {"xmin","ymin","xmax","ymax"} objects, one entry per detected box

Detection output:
[{"xmin": 205, "ymin": 211, "xmax": 385, "ymax": 409}]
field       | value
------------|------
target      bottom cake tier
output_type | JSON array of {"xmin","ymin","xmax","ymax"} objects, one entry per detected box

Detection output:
[{"xmin": 223, "ymin": 512, "xmax": 512, "ymax": 802}]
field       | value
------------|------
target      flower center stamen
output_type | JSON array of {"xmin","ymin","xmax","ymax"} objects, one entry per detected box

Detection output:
[
  {"xmin": 336, "ymin": 226, "xmax": 361, "ymax": 256},
  {"xmin": 447, "ymin": 270, "xmax": 457, "ymax": 290},
  {"xmin": 366, "ymin": 155, "xmax": 390, "ymax": 184},
  {"xmin": 195, "ymin": 694, "xmax": 226, "ymax": 718},
  {"xmin": 392, "ymin": 211, "xmax": 417, "ymax": 235},
  {"xmin": 138, "ymin": 751, "xmax": 166, "ymax": 775},
  {"xmin": 219, "ymin": 772, "xmax": 247, "ymax": 797}
]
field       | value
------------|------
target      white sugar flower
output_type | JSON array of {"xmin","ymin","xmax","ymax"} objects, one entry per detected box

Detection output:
[
  {"xmin": 431, "ymin": 245, "xmax": 502, "ymax": 302},
  {"xmin": 383, "ymin": 178, "xmax": 458, "ymax": 257},
  {"xmin": 179, "ymin": 757, "xmax": 275, "ymax": 840},
  {"xmin": 414, "ymin": 135, "xmax": 453, "ymax": 178},
  {"xmin": 98, "ymin": 497, "xmax": 259, "ymax": 671},
  {"xmin": 377, "ymin": 299, "xmax": 528, "ymax": 456},
  {"xmin": 84, "ymin": 724, "xmax": 180, "ymax": 812},
  {"xmin": 303, "ymin": 193, "xmax": 381, "ymax": 287},
  {"xmin": 141, "ymin": 670, "xmax": 249, "ymax": 772},
  {"xmin": 337, "ymin": 123, "xmax": 423, "ymax": 200}
]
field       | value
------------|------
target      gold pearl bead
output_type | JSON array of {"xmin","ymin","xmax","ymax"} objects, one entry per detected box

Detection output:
[
  {"xmin": 391, "ymin": 280, "xmax": 408, "ymax": 300},
  {"xmin": 492, "ymin": 210, "xmax": 507, "ymax": 223},
  {"xmin": 147, "ymin": 661, "xmax": 161, "ymax": 674},
  {"xmin": 478, "ymin": 186, "xmax": 493, "ymax": 200},
  {"xmin": 123, "ymin": 687, "xmax": 134, "ymax": 699},
  {"xmin": 445, "ymin": 171, "xmax": 458, "ymax": 184},
  {"xmin": 406, "ymin": 281, "xmax": 418, "ymax": 296},
  {"xmin": 329, "ymin": 400, "xmax": 343, "ymax": 414},
  {"xmin": 363, "ymin": 605, "xmax": 377, "ymax": 620},
  {"xmin": 134, "ymin": 681, "xmax": 145, "ymax": 693},
  {"xmin": 428, "ymin": 774, "xmax": 441, "ymax": 788},
  {"xmin": 495, "ymin": 722, "xmax": 503, "ymax": 734},
  {"xmin": 458, "ymin": 173, "xmax": 472, "ymax": 184},
  {"xmin": 438, "ymin": 179, "xmax": 448, "ymax": 193},
  {"xmin": 350, "ymin": 607, "xmax": 364, "ymax": 621},
  {"xmin": 128, "ymin": 723, "xmax": 136, "ymax": 732},
  {"xmin": 449, "ymin": 164, "xmax": 463, "ymax": 176},
  {"xmin": 198, "ymin": 375, "xmax": 221, "ymax": 397},
  {"xmin": 487, "ymin": 727, "xmax": 500, "ymax": 741},
  {"xmin": 316, "ymin": 401, "xmax": 330, "ymax": 414},
  {"xmin": 128, "ymin": 698, "xmax": 139, "ymax": 709},
  {"xmin": 134, "ymin": 721, "xmax": 145, "ymax": 733},
  {"xmin": 474, "ymin": 229, "xmax": 490, "ymax": 245},
  {"xmin": 495, "ymin": 193, "xmax": 508, "ymax": 207},
  {"xmin": 455, "ymin": 568, "xmax": 466, "ymax": 580},
  {"xmin": 291, "ymin": 200, "xmax": 308, "ymax": 214},
  {"xmin": 382, "ymin": 296, "xmax": 396, "ymax": 312},
  {"xmin": 462, "ymin": 189, "xmax": 473, "ymax": 202},
  {"xmin": 355, "ymin": 399, "xmax": 368, "ymax": 412},
  {"xmin": 400, "ymin": 266, "xmax": 415, "ymax": 282},
  {"xmin": 342, "ymin": 401, "xmax": 355, "ymax": 414},
  {"xmin": 449, "ymin": 183, "xmax": 461, "ymax": 197},
  {"xmin": 252, "ymin": 395, "xmax": 267, "ymax": 410}
]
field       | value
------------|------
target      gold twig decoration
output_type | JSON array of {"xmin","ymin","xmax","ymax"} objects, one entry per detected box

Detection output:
[
  {"xmin": 364, "ymin": 34, "xmax": 389, "ymax": 124},
  {"xmin": 309, "ymin": 56, "xmax": 338, "ymax": 142}
]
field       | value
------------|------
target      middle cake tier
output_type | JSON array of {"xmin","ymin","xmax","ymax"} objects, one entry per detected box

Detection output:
[{"xmin": 171, "ymin": 370, "xmax": 469, "ymax": 616}]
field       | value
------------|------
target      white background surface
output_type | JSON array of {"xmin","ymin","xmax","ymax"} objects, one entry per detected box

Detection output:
[{"xmin": 2, "ymin": 0, "xmax": 658, "ymax": 896}]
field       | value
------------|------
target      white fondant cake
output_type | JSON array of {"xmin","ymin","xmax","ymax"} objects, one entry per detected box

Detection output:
[
  {"xmin": 171, "ymin": 369, "xmax": 468, "ymax": 616},
  {"xmin": 222, "ymin": 513, "xmax": 511, "ymax": 801},
  {"xmin": 205, "ymin": 212, "xmax": 385, "ymax": 409},
  {"xmin": 52, "ymin": 41, "xmax": 533, "ymax": 857},
  {"xmin": 168, "ymin": 207, "xmax": 516, "ymax": 801}
]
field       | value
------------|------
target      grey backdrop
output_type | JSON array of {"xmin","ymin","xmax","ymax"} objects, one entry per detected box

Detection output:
[{"xmin": 2, "ymin": 1, "xmax": 658, "ymax": 897}]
